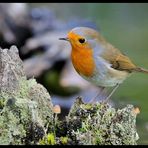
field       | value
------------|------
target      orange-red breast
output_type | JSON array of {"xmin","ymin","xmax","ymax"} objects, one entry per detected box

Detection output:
[{"xmin": 59, "ymin": 27, "xmax": 148, "ymax": 102}]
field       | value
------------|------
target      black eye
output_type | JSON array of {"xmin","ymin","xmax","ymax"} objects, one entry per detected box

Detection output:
[{"xmin": 79, "ymin": 38, "xmax": 85, "ymax": 44}]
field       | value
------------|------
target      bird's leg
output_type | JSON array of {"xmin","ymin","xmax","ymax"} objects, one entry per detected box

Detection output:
[
  {"xmin": 89, "ymin": 86, "xmax": 106, "ymax": 103},
  {"xmin": 104, "ymin": 84, "xmax": 120, "ymax": 103}
]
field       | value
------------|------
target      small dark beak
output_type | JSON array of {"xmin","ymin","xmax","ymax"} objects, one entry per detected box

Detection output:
[{"xmin": 59, "ymin": 37, "xmax": 69, "ymax": 41}]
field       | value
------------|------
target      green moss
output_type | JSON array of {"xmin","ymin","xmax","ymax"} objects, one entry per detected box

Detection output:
[
  {"xmin": 39, "ymin": 133, "xmax": 56, "ymax": 145},
  {"xmin": 0, "ymin": 98, "xmax": 5, "ymax": 109},
  {"xmin": 81, "ymin": 103, "xmax": 93, "ymax": 110},
  {"xmin": 60, "ymin": 137, "xmax": 68, "ymax": 145}
]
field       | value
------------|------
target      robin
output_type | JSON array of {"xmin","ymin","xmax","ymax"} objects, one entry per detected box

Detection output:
[{"xmin": 59, "ymin": 27, "xmax": 148, "ymax": 102}]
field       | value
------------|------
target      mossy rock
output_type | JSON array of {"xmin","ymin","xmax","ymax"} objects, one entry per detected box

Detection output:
[{"xmin": 0, "ymin": 46, "xmax": 54, "ymax": 145}]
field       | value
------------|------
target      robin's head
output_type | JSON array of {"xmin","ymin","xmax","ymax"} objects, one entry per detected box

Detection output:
[
  {"xmin": 59, "ymin": 27, "xmax": 103, "ymax": 51},
  {"xmin": 59, "ymin": 27, "xmax": 99, "ymax": 77}
]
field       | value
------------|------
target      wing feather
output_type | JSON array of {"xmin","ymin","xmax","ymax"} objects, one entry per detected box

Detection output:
[{"xmin": 100, "ymin": 43, "xmax": 137, "ymax": 72}]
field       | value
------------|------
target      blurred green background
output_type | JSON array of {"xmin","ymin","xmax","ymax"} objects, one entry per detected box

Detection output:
[{"xmin": 30, "ymin": 3, "xmax": 148, "ymax": 144}]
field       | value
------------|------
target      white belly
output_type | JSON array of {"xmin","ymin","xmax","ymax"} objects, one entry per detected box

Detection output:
[{"xmin": 81, "ymin": 59, "xmax": 130, "ymax": 87}]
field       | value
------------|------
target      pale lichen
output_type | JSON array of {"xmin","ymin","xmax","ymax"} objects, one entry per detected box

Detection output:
[
  {"xmin": 65, "ymin": 97, "xmax": 139, "ymax": 145},
  {"xmin": 0, "ymin": 46, "xmax": 54, "ymax": 145}
]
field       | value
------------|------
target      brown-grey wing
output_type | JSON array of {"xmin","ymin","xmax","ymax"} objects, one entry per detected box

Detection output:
[
  {"xmin": 110, "ymin": 53, "xmax": 137, "ymax": 72},
  {"xmin": 100, "ymin": 44, "xmax": 137, "ymax": 72}
]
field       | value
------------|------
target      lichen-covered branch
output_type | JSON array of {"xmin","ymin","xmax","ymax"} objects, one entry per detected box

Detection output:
[{"xmin": 0, "ymin": 46, "xmax": 139, "ymax": 145}]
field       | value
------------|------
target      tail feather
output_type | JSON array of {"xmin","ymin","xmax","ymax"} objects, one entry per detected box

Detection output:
[{"xmin": 133, "ymin": 67, "xmax": 148, "ymax": 74}]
